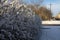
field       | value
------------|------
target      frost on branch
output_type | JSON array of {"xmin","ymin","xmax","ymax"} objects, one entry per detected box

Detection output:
[{"xmin": 0, "ymin": 5, "xmax": 42, "ymax": 40}]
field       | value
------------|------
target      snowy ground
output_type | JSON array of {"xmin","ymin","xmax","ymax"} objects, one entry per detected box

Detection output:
[
  {"xmin": 42, "ymin": 21, "xmax": 60, "ymax": 24},
  {"xmin": 40, "ymin": 26, "xmax": 60, "ymax": 40}
]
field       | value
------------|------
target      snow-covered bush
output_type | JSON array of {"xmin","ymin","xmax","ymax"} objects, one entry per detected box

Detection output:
[{"xmin": 0, "ymin": 4, "xmax": 42, "ymax": 40}]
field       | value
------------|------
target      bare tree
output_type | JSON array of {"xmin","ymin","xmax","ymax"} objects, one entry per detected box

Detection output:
[{"xmin": 38, "ymin": 7, "xmax": 52, "ymax": 20}]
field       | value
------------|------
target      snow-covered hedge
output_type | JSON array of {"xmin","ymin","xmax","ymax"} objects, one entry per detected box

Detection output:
[{"xmin": 0, "ymin": 5, "xmax": 42, "ymax": 40}]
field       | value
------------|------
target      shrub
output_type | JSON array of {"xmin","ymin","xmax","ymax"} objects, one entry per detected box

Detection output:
[{"xmin": 0, "ymin": 5, "xmax": 42, "ymax": 40}]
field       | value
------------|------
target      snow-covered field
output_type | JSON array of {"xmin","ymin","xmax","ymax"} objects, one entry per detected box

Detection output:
[
  {"xmin": 40, "ymin": 21, "xmax": 60, "ymax": 40},
  {"xmin": 42, "ymin": 21, "xmax": 60, "ymax": 24}
]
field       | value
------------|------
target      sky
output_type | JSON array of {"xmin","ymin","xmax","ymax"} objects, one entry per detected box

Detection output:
[
  {"xmin": 22, "ymin": 0, "xmax": 60, "ymax": 16},
  {"xmin": 21, "ymin": 0, "xmax": 60, "ymax": 16},
  {"xmin": 42, "ymin": 0, "xmax": 60, "ymax": 16},
  {"xmin": 8, "ymin": 0, "xmax": 60, "ymax": 16}
]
